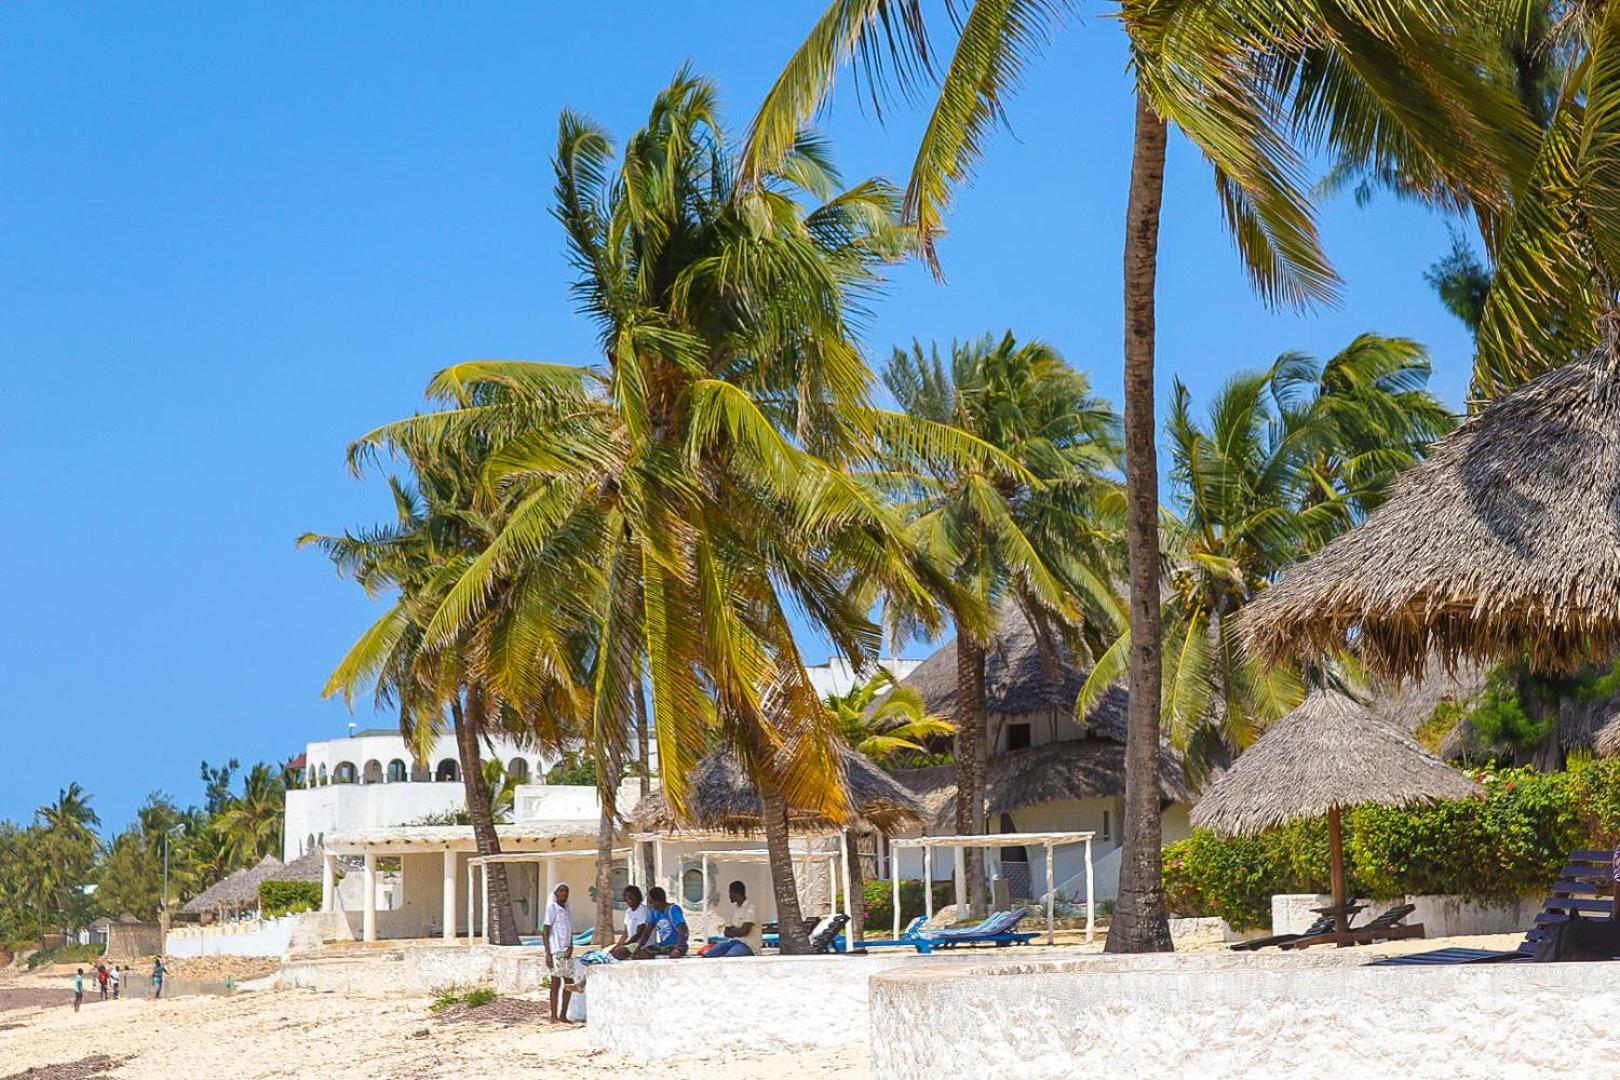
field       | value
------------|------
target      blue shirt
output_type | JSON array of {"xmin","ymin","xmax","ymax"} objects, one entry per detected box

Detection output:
[{"xmin": 650, "ymin": 904, "xmax": 686, "ymax": 946}]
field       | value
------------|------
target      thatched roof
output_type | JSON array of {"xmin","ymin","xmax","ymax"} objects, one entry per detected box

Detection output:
[
  {"xmin": 897, "ymin": 606, "xmax": 1125, "ymax": 737},
  {"xmin": 1191, "ymin": 690, "xmax": 1478, "ymax": 836},
  {"xmin": 895, "ymin": 737, "xmax": 1193, "ymax": 831},
  {"xmin": 628, "ymin": 744, "xmax": 923, "ymax": 835},
  {"xmin": 269, "ymin": 847, "xmax": 326, "ymax": 883},
  {"xmin": 1242, "ymin": 350, "xmax": 1620, "ymax": 679},
  {"xmin": 182, "ymin": 854, "xmax": 283, "ymax": 913}
]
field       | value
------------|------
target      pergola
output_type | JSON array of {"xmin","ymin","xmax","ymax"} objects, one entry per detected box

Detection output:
[
  {"xmin": 695, "ymin": 847, "xmax": 848, "ymax": 938},
  {"xmin": 629, "ymin": 828, "xmax": 851, "ymax": 928},
  {"xmin": 465, "ymin": 848, "xmax": 631, "ymax": 945},
  {"xmin": 887, "ymin": 831, "xmax": 1096, "ymax": 945}
]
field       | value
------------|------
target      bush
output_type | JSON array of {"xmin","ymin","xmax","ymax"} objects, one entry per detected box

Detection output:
[
  {"xmin": 260, "ymin": 880, "xmax": 323, "ymax": 918},
  {"xmin": 861, "ymin": 879, "xmax": 955, "ymax": 931},
  {"xmin": 26, "ymin": 942, "xmax": 104, "ymax": 969},
  {"xmin": 1167, "ymin": 762, "xmax": 1620, "ymax": 928}
]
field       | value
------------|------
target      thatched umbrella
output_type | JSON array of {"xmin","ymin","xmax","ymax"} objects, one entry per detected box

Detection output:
[
  {"xmin": 628, "ymin": 744, "xmax": 924, "ymax": 834},
  {"xmin": 270, "ymin": 847, "xmax": 325, "ymax": 883},
  {"xmin": 1191, "ymin": 690, "xmax": 1478, "ymax": 932},
  {"xmin": 1242, "ymin": 350, "xmax": 1620, "ymax": 680}
]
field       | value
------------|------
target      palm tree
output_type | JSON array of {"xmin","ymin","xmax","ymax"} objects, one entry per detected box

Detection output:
[
  {"xmin": 743, "ymin": 0, "xmax": 1527, "ymax": 952},
  {"xmin": 1080, "ymin": 335, "xmax": 1453, "ymax": 770},
  {"xmin": 877, "ymin": 332, "xmax": 1123, "ymax": 916},
  {"xmin": 212, "ymin": 763, "xmax": 289, "ymax": 867},
  {"xmin": 828, "ymin": 668, "xmax": 954, "ymax": 766},
  {"xmin": 353, "ymin": 71, "xmax": 988, "ymax": 952},
  {"xmin": 34, "ymin": 784, "xmax": 100, "ymax": 942}
]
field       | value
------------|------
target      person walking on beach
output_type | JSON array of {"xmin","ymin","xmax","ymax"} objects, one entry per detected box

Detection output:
[
  {"xmin": 703, "ymin": 881, "xmax": 759, "ymax": 958},
  {"xmin": 109, "ymin": 965, "xmax": 121, "ymax": 1000},
  {"xmin": 542, "ymin": 883, "xmax": 575, "ymax": 1024},
  {"xmin": 96, "ymin": 962, "xmax": 109, "ymax": 1001},
  {"xmin": 151, "ymin": 957, "xmax": 166, "ymax": 999},
  {"xmin": 72, "ymin": 969, "xmax": 84, "ymax": 1012}
]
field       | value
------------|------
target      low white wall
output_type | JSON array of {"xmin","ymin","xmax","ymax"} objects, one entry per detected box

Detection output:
[
  {"xmin": 166, "ymin": 915, "xmax": 299, "ymax": 958},
  {"xmin": 1271, "ymin": 894, "xmax": 1541, "ymax": 937},
  {"xmin": 587, "ymin": 952, "xmax": 995, "ymax": 1060},
  {"xmin": 400, "ymin": 943, "xmax": 552, "ymax": 994},
  {"xmin": 870, "ymin": 953, "xmax": 1620, "ymax": 1078}
]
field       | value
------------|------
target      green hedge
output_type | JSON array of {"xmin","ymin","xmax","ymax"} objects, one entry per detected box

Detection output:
[
  {"xmin": 1166, "ymin": 758, "xmax": 1620, "ymax": 931},
  {"xmin": 861, "ymin": 879, "xmax": 956, "ymax": 931},
  {"xmin": 26, "ymin": 942, "xmax": 104, "ymax": 969},
  {"xmin": 260, "ymin": 880, "xmax": 323, "ymax": 918}
]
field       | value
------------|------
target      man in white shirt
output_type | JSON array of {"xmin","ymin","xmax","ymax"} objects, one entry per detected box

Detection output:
[
  {"xmin": 543, "ymin": 883, "xmax": 576, "ymax": 1023},
  {"xmin": 610, "ymin": 884, "xmax": 654, "ymax": 959},
  {"xmin": 704, "ymin": 880, "xmax": 760, "ymax": 957}
]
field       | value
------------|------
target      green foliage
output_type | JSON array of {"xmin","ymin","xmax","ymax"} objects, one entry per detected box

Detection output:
[
  {"xmin": 25, "ymin": 942, "xmax": 104, "ymax": 969},
  {"xmin": 1169, "ymin": 761, "xmax": 1620, "ymax": 929},
  {"xmin": 259, "ymin": 880, "xmax": 323, "ymax": 918},
  {"xmin": 545, "ymin": 754, "xmax": 598, "ymax": 787},
  {"xmin": 860, "ymin": 879, "xmax": 954, "ymax": 931},
  {"xmin": 1575, "ymin": 660, "xmax": 1620, "ymax": 705},
  {"xmin": 1467, "ymin": 668, "xmax": 1549, "ymax": 750},
  {"xmin": 1414, "ymin": 699, "xmax": 1465, "ymax": 753},
  {"xmin": 432, "ymin": 986, "xmax": 499, "ymax": 1010}
]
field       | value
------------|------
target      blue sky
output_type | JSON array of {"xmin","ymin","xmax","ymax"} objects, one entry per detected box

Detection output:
[{"xmin": 0, "ymin": 3, "xmax": 1478, "ymax": 832}]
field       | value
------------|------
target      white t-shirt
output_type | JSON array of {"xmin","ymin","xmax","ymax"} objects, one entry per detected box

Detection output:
[
  {"xmin": 622, "ymin": 902, "xmax": 651, "ymax": 944},
  {"xmin": 719, "ymin": 897, "xmax": 761, "ymax": 951},
  {"xmin": 543, "ymin": 898, "xmax": 573, "ymax": 955}
]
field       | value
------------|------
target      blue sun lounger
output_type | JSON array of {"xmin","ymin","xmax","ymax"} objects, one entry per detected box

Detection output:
[{"xmin": 904, "ymin": 909, "xmax": 1037, "ymax": 954}]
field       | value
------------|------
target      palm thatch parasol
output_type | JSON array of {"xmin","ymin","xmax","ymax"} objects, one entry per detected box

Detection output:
[
  {"xmin": 897, "ymin": 737, "xmax": 1193, "ymax": 831},
  {"xmin": 1192, "ymin": 689, "xmax": 1478, "ymax": 931},
  {"xmin": 270, "ymin": 847, "xmax": 325, "ymax": 883},
  {"xmin": 628, "ymin": 744, "xmax": 923, "ymax": 834},
  {"xmin": 181, "ymin": 854, "xmax": 284, "ymax": 916},
  {"xmin": 1242, "ymin": 349, "xmax": 1620, "ymax": 679}
]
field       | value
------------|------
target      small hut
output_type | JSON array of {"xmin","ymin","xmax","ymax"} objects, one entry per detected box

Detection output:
[
  {"xmin": 182, "ymin": 854, "xmax": 283, "ymax": 923},
  {"xmin": 1242, "ymin": 349, "xmax": 1620, "ymax": 680},
  {"xmin": 269, "ymin": 846, "xmax": 326, "ymax": 883},
  {"xmin": 1192, "ymin": 690, "xmax": 1478, "ymax": 932}
]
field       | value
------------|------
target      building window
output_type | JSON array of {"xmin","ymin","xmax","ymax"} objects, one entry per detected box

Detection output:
[
  {"xmin": 1005, "ymin": 723, "xmax": 1032, "ymax": 751},
  {"xmin": 387, "ymin": 759, "xmax": 407, "ymax": 783},
  {"xmin": 435, "ymin": 758, "xmax": 459, "ymax": 783},
  {"xmin": 333, "ymin": 761, "xmax": 357, "ymax": 784},
  {"xmin": 508, "ymin": 758, "xmax": 529, "ymax": 782},
  {"xmin": 681, "ymin": 866, "xmax": 705, "ymax": 907},
  {"xmin": 318, "ymin": 764, "xmax": 329, "ymax": 786},
  {"xmin": 610, "ymin": 865, "xmax": 629, "ymax": 909},
  {"xmin": 362, "ymin": 760, "xmax": 383, "ymax": 785}
]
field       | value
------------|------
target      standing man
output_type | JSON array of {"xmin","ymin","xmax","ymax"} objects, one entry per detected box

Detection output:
[
  {"xmin": 96, "ymin": 962, "xmax": 109, "ymax": 1001},
  {"xmin": 641, "ymin": 886, "xmax": 689, "ymax": 958},
  {"xmin": 151, "ymin": 957, "xmax": 166, "ymax": 1000},
  {"xmin": 542, "ymin": 883, "xmax": 575, "ymax": 1024},
  {"xmin": 109, "ymin": 965, "xmax": 121, "ymax": 1000},
  {"xmin": 72, "ymin": 968, "xmax": 84, "ymax": 1012},
  {"xmin": 703, "ymin": 881, "xmax": 759, "ymax": 958}
]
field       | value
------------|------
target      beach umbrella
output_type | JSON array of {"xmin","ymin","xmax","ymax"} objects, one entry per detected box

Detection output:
[
  {"xmin": 1191, "ymin": 689, "xmax": 1478, "ymax": 932},
  {"xmin": 1241, "ymin": 348, "xmax": 1620, "ymax": 680}
]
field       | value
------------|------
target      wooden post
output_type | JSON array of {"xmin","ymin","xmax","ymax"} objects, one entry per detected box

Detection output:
[
  {"xmin": 891, "ymin": 849, "xmax": 901, "ymax": 940},
  {"xmin": 1084, "ymin": 836, "xmax": 1095, "ymax": 943},
  {"xmin": 924, "ymin": 845, "xmax": 934, "ymax": 922},
  {"xmin": 1328, "ymin": 805, "xmax": 1349, "ymax": 934}
]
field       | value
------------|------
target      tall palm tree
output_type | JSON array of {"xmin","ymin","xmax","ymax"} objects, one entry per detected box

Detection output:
[
  {"xmin": 828, "ymin": 668, "xmax": 955, "ymax": 766},
  {"xmin": 356, "ymin": 71, "xmax": 988, "ymax": 952},
  {"xmin": 34, "ymin": 785, "xmax": 100, "ymax": 942},
  {"xmin": 743, "ymin": 0, "xmax": 1528, "ymax": 951},
  {"xmin": 878, "ymin": 332, "xmax": 1123, "ymax": 916},
  {"xmin": 212, "ymin": 763, "xmax": 289, "ymax": 867}
]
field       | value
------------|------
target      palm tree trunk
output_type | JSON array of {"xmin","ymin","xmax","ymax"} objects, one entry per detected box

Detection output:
[
  {"xmin": 594, "ymin": 758, "xmax": 620, "ymax": 946},
  {"xmin": 762, "ymin": 787, "xmax": 810, "ymax": 954},
  {"xmin": 1107, "ymin": 92, "xmax": 1174, "ymax": 955},
  {"xmin": 955, "ymin": 629, "xmax": 989, "ymax": 918},
  {"xmin": 454, "ymin": 687, "xmax": 519, "ymax": 946},
  {"xmin": 634, "ymin": 685, "xmax": 651, "ymax": 799},
  {"xmin": 844, "ymin": 830, "xmax": 867, "ymax": 948}
]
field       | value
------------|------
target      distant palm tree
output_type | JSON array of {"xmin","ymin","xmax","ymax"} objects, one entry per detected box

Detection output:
[
  {"xmin": 212, "ymin": 763, "xmax": 288, "ymax": 867},
  {"xmin": 35, "ymin": 784, "xmax": 100, "ymax": 942},
  {"xmin": 828, "ymin": 668, "xmax": 954, "ymax": 766}
]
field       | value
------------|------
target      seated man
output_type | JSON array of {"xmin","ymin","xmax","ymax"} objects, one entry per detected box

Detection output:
[
  {"xmin": 608, "ymin": 884, "xmax": 654, "ymax": 960},
  {"xmin": 704, "ymin": 880, "xmax": 760, "ymax": 958},
  {"xmin": 640, "ymin": 886, "xmax": 689, "ymax": 958}
]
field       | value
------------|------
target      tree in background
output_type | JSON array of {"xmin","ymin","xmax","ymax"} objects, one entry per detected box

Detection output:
[{"xmin": 828, "ymin": 668, "xmax": 954, "ymax": 768}]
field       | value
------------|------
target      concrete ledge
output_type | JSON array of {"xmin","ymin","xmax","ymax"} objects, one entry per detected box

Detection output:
[
  {"xmin": 401, "ymin": 943, "xmax": 552, "ymax": 994},
  {"xmin": 587, "ymin": 950, "xmax": 1068, "ymax": 1060},
  {"xmin": 869, "ymin": 952, "xmax": 1620, "ymax": 1078}
]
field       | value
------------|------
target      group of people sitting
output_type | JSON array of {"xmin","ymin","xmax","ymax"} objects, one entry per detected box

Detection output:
[{"xmin": 537, "ymin": 878, "xmax": 762, "ymax": 1023}]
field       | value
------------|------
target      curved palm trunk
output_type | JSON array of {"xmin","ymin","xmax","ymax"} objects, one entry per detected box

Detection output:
[
  {"xmin": 1107, "ymin": 93, "xmax": 1174, "ymax": 955},
  {"xmin": 454, "ymin": 688, "xmax": 519, "ymax": 946},
  {"xmin": 844, "ymin": 829, "xmax": 867, "ymax": 948},
  {"xmin": 635, "ymin": 687, "xmax": 651, "ymax": 799},
  {"xmin": 594, "ymin": 771, "xmax": 619, "ymax": 946},
  {"xmin": 762, "ymin": 787, "xmax": 810, "ymax": 954},
  {"xmin": 955, "ymin": 631, "xmax": 989, "ymax": 919}
]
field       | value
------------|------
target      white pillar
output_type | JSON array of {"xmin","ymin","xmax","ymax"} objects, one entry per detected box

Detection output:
[
  {"xmin": 466, "ymin": 862, "xmax": 475, "ymax": 946},
  {"xmin": 481, "ymin": 864, "xmax": 490, "ymax": 945},
  {"xmin": 321, "ymin": 853, "xmax": 336, "ymax": 914},
  {"xmin": 361, "ymin": 852, "xmax": 377, "ymax": 943},
  {"xmin": 442, "ymin": 849, "xmax": 457, "ymax": 942},
  {"xmin": 653, "ymin": 839, "xmax": 665, "ymax": 900},
  {"xmin": 891, "ymin": 845, "xmax": 901, "ymax": 940},
  {"xmin": 1084, "ymin": 836, "xmax": 1095, "ymax": 944},
  {"xmin": 1045, "ymin": 841, "xmax": 1055, "ymax": 946},
  {"xmin": 923, "ymin": 845, "xmax": 934, "ymax": 922},
  {"xmin": 953, "ymin": 847, "xmax": 966, "ymax": 913}
]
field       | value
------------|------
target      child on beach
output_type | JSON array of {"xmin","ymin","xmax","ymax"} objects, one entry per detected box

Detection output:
[
  {"xmin": 97, "ymin": 963, "xmax": 109, "ymax": 1000},
  {"xmin": 151, "ymin": 958, "xmax": 165, "ymax": 1000},
  {"xmin": 542, "ymin": 882, "xmax": 575, "ymax": 1024},
  {"xmin": 73, "ymin": 969, "xmax": 84, "ymax": 1012},
  {"xmin": 109, "ymin": 965, "xmax": 121, "ymax": 1000}
]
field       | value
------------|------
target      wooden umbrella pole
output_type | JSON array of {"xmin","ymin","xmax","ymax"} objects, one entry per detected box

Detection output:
[{"xmin": 1327, "ymin": 805, "xmax": 1348, "ymax": 934}]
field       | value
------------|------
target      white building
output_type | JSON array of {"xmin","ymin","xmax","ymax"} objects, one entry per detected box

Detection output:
[
  {"xmin": 283, "ymin": 729, "xmax": 554, "ymax": 861},
  {"xmin": 804, "ymin": 656, "xmax": 922, "ymax": 701}
]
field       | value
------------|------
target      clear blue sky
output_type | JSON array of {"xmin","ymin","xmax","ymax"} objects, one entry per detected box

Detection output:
[{"xmin": 0, "ymin": 3, "xmax": 1477, "ymax": 833}]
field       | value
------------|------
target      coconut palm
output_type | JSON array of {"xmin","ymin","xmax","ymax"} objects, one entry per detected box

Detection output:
[
  {"xmin": 743, "ymin": 0, "xmax": 1528, "ymax": 951},
  {"xmin": 828, "ymin": 668, "xmax": 955, "ymax": 765},
  {"xmin": 212, "ymin": 763, "xmax": 289, "ymax": 867},
  {"xmin": 354, "ymin": 71, "xmax": 1001, "ymax": 952},
  {"xmin": 1079, "ymin": 335, "xmax": 1453, "ymax": 771},
  {"xmin": 33, "ymin": 785, "xmax": 100, "ymax": 943},
  {"xmin": 877, "ymin": 332, "xmax": 1124, "ymax": 915}
]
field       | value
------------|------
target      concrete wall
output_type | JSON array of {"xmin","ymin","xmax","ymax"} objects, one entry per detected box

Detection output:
[
  {"xmin": 105, "ymin": 922, "xmax": 162, "ymax": 960},
  {"xmin": 1271, "ymin": 893, "xmax": 1542, "ymax": 937},
  {"xmin": 401, "ymin": 943, "xmax": 552, "ymax": 995},
  {"xmin": 869, "ymin": 953, "xmax": 1620, "ymax": 1078},
  {"xmin": 166, "ymin": 915, "xmax": 298, "ymax": 957}
]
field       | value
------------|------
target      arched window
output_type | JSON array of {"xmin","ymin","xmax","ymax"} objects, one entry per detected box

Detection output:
[
  {"xmin": 610, "ymin": 865, "xmax": 629, "ymax": 909},
  {"xmin": 306, "ymin": 833, "xmax": 316, "ymax": 855},
  {"xmin": 387, "ymin": 759, "xmax": 407, "ymax": 783},
  {"xmin": 318, "ymin": 764, "xmax": 329, "ymax": 786},
  {"xmin": 333, "ymin": 761, "xmax": 357, "ymax": 784},
  {"xmin": 410, "ymin": 760, "xmax": 430, "ymax": 783},
  {"xmin": 362, "ymin": 760, "xmax": 383, "ymax": 785},
  {"xmin": 435, "ymin": 758, "xmax": 459, "ymax": 783},
  {"xmin": 681, "ymin": 866, "xmax": 705, "ymax": 907},
  {"xmin": 507, "ymin": 758, "xmax": 529, "ymax": 782}
]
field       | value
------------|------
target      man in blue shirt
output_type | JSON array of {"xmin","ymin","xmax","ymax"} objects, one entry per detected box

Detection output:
[{"xmin": 641, "ymin": 886, "xmax": 689, "ymax": 958}]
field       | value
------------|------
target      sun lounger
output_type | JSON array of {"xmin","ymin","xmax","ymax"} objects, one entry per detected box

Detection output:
[
  {"xmin": 1373, "ymin": 849, "xmax": 1619, "ymax": 966},
  {"xmin": 1229, "ymin": 912, "xmax": 1336, "ymax": 952},
  {"xmin": 904, "ymin": 908, "xmax": 1037, "ymax": 954},
  {"xmin": 1280, "ymin": 903, "xmax": 1424, "ymax": 950},
  {"xmin": 856, "ymin": 916, "xmax": 929, "ymax": 948}
]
